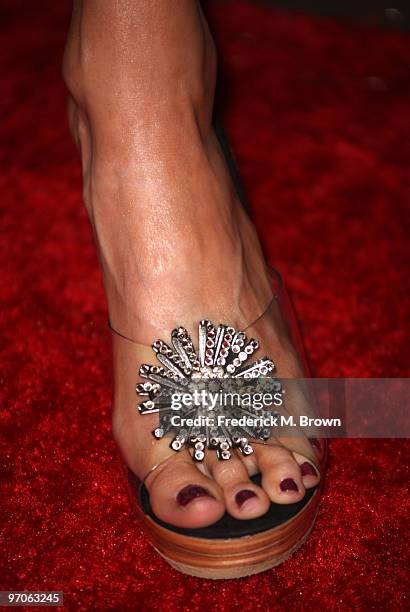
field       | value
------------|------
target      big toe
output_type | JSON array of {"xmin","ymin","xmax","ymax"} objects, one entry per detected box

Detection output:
[{"xmin": 146, "ymin": 452, "xmax": 225, "ymax": 529}]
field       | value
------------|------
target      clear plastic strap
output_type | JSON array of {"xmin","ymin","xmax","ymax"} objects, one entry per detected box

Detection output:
[{"xmin": 108, "ymin": 267, "xmax": 282, "ymax": 345}]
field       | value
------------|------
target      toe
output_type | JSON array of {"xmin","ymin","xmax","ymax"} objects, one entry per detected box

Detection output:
[
  {"xmin": 293, "ymin": 452, "xmax": 321, "ymax": 489},
  {"xmin": 207, "ymin": 451, "xmax": 270, "ymax": 519},
  {"xmin": 146, "ymin": 452, "xmax": 225, "ymax": 529},
  {"xmin": 255, "ymin": 443, "xmax": 305, "ymax": 504}
]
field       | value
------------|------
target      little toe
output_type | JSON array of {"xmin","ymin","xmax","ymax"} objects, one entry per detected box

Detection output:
[{"xmin": 293, "ymin": 452, "xmax": 321, "ymax": 489}]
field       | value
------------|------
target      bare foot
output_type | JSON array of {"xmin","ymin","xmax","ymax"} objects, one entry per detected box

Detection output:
[{"xmin": 63, "ymin": 0, "xmax": 320, "ymax": 529}]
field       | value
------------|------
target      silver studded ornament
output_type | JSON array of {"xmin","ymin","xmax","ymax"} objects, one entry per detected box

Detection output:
[{"xmin": 136, "ymin": 320, "xmax": 281, "ymax": 462}]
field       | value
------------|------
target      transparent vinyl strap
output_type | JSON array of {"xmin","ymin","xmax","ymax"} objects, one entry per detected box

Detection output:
[{"xmin": 109, "ymin": 268, "xmax": 324, "ymax": 490}]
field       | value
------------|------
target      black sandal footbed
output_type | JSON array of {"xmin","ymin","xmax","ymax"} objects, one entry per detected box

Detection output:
[{"xmin": 130, "ymin": 471, "xmax": 318, "ymax": 540}]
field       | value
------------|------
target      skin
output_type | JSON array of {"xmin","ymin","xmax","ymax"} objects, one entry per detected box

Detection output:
[{"xmin": 63, "ymin": 0, "xmax": 320, "ymax": 529}]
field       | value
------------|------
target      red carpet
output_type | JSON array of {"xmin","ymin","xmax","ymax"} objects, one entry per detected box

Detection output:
[{"xmin": 1, "ymin": 1, "xmax": 409, "ymax": 609}]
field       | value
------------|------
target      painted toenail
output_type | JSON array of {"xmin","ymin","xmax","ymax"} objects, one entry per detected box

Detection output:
[
  {"xmin": 176, "ymin": 485, "xmax": 214, "ymax": 506},
  {"xmin": 300, "ymin": 462, "xmax": 318, "ymax": 477},
  {"xmin": 280, "ymin": 478, "xmax": 298, "ymax": 492},
  {"xmin": 235, "ymin": 489, "xmax": 257, "ymax": 507}
]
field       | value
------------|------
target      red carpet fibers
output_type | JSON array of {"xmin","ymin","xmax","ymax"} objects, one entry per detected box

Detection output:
[{"xmin": 1, "ymin": 1, "xmax": 409, "ymax": 610}]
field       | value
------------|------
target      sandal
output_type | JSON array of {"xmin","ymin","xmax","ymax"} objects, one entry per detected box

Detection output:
[{"xmin": 111, "ymin": 268, "xmax": 327, "ymax": 579}]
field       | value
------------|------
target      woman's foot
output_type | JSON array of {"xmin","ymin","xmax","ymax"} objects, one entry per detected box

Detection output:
[{"xmin": 63, "ymin": 0, "xmax": 320, "ymax": 529}]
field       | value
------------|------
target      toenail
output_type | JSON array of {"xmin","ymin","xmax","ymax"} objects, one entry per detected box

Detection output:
[
  {"xmin": 280, "ymin": 478, "xmax": 298, "ymax": 492},
  {"xmin": 235, "ymin": 489, "xmax": 257, "ymax": 508},
  {"xmin": 300, "ymin": 462, "xmax": 318, "ymax": 477},
  {"xmin": 176, "ymin": 485, "xmax": 214, "ymax": 506}
]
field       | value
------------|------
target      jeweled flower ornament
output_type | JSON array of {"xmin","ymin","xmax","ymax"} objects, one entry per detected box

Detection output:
[{"xmin": 136, "ymin": 320, "xmax": 281, "ymax": 462}]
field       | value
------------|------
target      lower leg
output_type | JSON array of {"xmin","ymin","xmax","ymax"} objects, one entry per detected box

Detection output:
[{"xmin": 63, "ymin": 0, "xmax": 272, "ymax": 343}]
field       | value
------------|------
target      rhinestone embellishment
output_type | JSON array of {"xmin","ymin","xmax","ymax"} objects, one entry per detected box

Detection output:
[{"xmin": 136, "ymin": 320, "xmax": 280, "ymax": 462}]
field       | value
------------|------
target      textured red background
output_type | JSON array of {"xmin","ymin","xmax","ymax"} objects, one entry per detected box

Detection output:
[{"xmin": 1, "ymin": 1, "xmax": 409, "ymax": 610}]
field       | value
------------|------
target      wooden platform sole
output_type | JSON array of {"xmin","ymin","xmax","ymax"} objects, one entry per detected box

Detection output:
[{"xmin": 142, "ymin": 487, "xmax": 321, "ymax": 580}]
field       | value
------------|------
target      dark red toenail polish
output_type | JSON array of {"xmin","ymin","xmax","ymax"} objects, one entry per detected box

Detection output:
[
  {"xmin": 176, "ymin": 485, "xmax": 213, "ymax": 506},
  {"xmin": 280, "ymin": 478, "xmax": 298, "ymax": 492},
  {"xmin": 300, "ymin": 462, "xmax": 318, "ymax": 477},
  {"xmin": 235, "ymin": 489, "xmax": 257, "ymax": 507}
]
